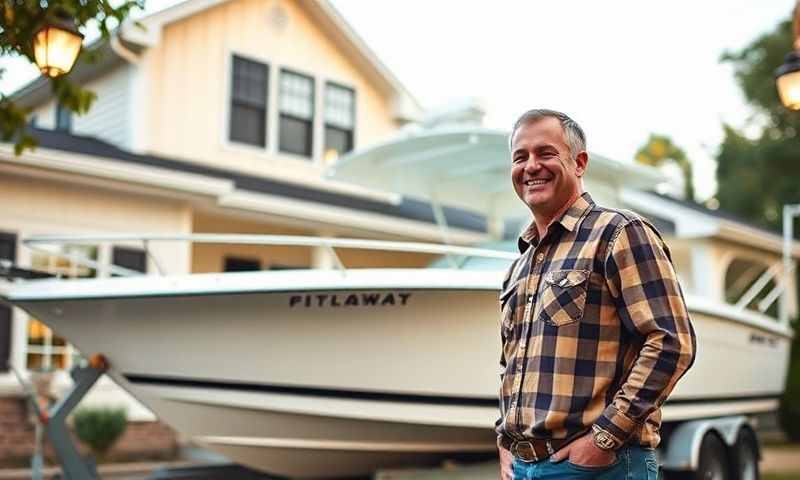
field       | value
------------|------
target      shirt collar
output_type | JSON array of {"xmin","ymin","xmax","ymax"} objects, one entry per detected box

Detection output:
[{"xmin": 517, "ymin": 192, "xmax": 595, "ymax": 253}]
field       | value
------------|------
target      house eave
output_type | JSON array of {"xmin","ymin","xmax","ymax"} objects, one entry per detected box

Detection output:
[
  {"xmin": 301, "ymin": 0, "xmax": 423, "ymax": 123},
  {"xmin": 117, "ymin": 0, "xmax": 423, "ymax": 123},
  {"xmin": 620, "ymin": 188, "xmax": 800, "ymax": 258},
  {"xmin": 10, "ymin": 40, "xmax": 128, "ymax": 110}
]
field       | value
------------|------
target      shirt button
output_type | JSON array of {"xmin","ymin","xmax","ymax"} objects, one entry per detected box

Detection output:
[{"xmin": 536, "ymin": 253, "xmax": 545, "ymax": 262}]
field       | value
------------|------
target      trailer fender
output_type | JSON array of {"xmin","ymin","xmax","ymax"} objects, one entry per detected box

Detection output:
[{"xmin": 660, "ymin": 416, "xmax": 749, "ymax": 471}]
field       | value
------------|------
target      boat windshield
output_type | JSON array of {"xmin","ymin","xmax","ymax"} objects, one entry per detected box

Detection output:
[{"xmin": 427, "ymin": 241, "xmax": 517, "ymax": 271}]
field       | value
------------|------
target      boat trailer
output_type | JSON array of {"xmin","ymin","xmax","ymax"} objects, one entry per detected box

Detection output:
[
  {"xmin": 14, "ymin": 354, "xmax": 108, "ymax": 480},
  {"xmin": 13, "ymin": 353, "xmax": 277, "ymax": 479}
]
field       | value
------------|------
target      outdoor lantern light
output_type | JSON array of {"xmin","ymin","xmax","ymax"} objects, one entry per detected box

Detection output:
[
  {"xmin": 32, "ymin": 14, "xmax": 84, "ymax": 78},
  {"xmin": 776, "ymin": 1, "xmax": 800, "ymax": 110},
  {"xmin": 776, "ymin": 52, "xmax": 800, "ymax": 110}
]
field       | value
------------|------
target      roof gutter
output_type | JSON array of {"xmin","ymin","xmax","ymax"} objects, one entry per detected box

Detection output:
[
  {"xmin": 717, "ymin": 221, "xmax": 800, "ymax": 259},
  {"xmin": 110, "ymin": 34, "xmax": 141, "ymax": 65}
]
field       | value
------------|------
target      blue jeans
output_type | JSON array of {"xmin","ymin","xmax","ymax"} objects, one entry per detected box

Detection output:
[{"xmin": 512, "ymin": 445, "xmax": 660, "ymax": 479}]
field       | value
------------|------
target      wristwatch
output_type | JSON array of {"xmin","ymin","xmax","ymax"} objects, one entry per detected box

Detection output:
[{"xmin": 591, "ymin": 425, "xmax": 617, "ymax": 451}]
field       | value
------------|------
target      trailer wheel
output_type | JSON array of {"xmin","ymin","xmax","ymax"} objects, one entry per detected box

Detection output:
[
  {"xmin": 732, "ymin": 428, "xmax": 760, "ymax": 480},
  {"xmin": 695, "ymin": 433, "xmax": 730, "ymax": 480}
]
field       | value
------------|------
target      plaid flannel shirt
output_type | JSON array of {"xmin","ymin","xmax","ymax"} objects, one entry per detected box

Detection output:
[{"xmin": 497, "ymin": 192, "xmax": 696, "ymax": 449}]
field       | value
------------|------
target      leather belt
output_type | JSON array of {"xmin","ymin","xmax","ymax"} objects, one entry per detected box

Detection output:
[{"xmin": 499, "ymin": 435, "xmax": 569, "ymax": 463}]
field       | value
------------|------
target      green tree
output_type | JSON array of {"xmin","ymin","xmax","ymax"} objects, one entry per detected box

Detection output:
[
  {"xmin": 635, "ymin": 134, "xmax": 695, "ymax": 202},
  {"xmin": 0, "ymin": 0, "xmax": 143, "ymax": 154},
  {"xmin": 720, "ymin": 15, "xmax": 800, "ymax": 441},
  {"xmin": 718, "ymin": 19, "xmax": 800, "ymax": 228}
]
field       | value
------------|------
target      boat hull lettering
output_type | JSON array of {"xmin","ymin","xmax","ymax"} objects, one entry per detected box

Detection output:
[{"xmin": 289, "ymin": 292, "xmax": 411, "ymax": 308}]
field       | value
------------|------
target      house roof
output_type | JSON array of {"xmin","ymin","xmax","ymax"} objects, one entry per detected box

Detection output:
[
  {"xmin": 620, "ymin": 188, "xmax": 800, "ymax": 258},
  {"xmin": 13, "ymin": 127, "xmax": 486, "ymax": 233},
  {"xmin": 11, "ymin": 40, "xmax": 129, "ymax": 109},
  {"xmin": 637, "ymin": 190, "xmax": 783, "ymax": 236},
  {"xmin": 10, "ymin": 0, "xmax": 422, "ymax": 122}
]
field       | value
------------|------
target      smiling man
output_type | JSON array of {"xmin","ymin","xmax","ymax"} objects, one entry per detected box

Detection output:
[{"xmin": 496, "ymin": 109, "xmax": 696, "ymax": 479}]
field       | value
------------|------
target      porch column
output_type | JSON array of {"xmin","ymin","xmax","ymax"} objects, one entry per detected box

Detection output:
[
  {"xmin": 690, "ymin": 241, "xmax": 724, "ymax": 302},
  {"xmin": 311, "ymin": 231, "xmax": 338, "ymax": 270}
]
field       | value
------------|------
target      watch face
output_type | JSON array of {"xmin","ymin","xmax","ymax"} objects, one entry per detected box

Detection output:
[{"xmin": 595, "ymin": 431, "xmax": 616, "ymax": 449}]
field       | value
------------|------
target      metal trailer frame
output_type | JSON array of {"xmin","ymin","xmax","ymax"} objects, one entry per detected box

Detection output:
[
  {"xmin": 13, "ymin": 356, "xmax": 109, "ymax": 480},
  {"xmin": 660, "ymin": 415, "xmax": 759, "ymax": 474}
]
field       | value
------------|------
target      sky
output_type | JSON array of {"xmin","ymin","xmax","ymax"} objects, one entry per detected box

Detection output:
[{"xmin": 1, "ymin": 0, "xmax": 795, "ymax": 201}]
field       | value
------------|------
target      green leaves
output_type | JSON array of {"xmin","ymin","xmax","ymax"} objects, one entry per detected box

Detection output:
[
  {"xmin": 722, "ymin": 19, "xmax": 800, "ymax": 134},
  {"xmin": 73, "ymin": 406, "xmax": 128, "ymax": 457},
  {"xmin": 0, "ymin": 94, "xmax": 36, "ymax": 154},
  {"xmin": 634, "ymin": 133, "xmax": 695, "ymax": 202},
  {"xmin": 0, "ymin": 0, "xmax": 143, "ymax": 154},
  {"xmin": 717, "ymin": 15, "xmax": 800, "ymax": 230}
]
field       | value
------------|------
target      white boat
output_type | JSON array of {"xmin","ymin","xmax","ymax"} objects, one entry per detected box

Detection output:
[
  {"xmin": 0, "ymin": 233, "xmax": 794, "ymax": 478},
  {"xmin": 0, "ymin": 128, "xmax": 797, "ymax": 477}
]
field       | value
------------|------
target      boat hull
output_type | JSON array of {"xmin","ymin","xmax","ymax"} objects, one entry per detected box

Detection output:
[{"xmin": 4, "ymin": 270, "xmax": 791, "ymax": 477}]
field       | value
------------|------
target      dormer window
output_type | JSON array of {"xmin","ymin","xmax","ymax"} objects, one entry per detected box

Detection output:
[
  {"xmin": 324, "ymin": 82, "xmax": 355, "ymax": 157},
  {"xmin": 279, "ymin": 69, "xmax": 314, "ymax": 158},
  {"xmin": 229, "ymin": 55, "xmax": 269, "ymax": 148}
]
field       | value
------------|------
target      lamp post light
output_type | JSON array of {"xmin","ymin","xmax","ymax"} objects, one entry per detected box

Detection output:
[
  {"xmin": 32, "ymin": 13, "xmax": 84, "ymax": 78},
  {"xmin": 776, "ymin": 3, "xmax": 800, "ymax": 324},
  {"xmin": 776, "ymin": 1, "xmax": 800, "ymax": 110}
]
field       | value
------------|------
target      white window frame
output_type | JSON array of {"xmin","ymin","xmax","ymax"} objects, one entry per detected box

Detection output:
[
  {"xmin": 322, "ymin": 80, "xmax": 357, "ymax": 159},
  {"xmin": 277, "ymin": 67, "xmax": 316, "ymax": 159},
  {"xmin": 219, "ymin": 49, "xmax": 358, "ymax": 169},
  {"xmin": 227, "ymin": 54, "xmax": 271, "ymax": 150},
  {"xmin": 222, "ymin": 51, "xmax": 272, "ymax": 155}
]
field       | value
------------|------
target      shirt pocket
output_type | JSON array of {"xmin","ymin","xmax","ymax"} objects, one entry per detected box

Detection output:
[{"xmin": 538, "ymin": 269, "xmax": 590, "ymax": 327}]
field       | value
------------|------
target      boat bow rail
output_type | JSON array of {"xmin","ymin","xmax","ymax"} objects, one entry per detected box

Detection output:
[{"xmin": 21, "ymin": 233, "xmax": 519, "ymax": 278}]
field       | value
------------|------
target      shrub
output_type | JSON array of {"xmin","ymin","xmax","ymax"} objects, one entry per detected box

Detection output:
[{"xmin": 72, "ymin": 407, "xmax": 128, "ymax": 458}]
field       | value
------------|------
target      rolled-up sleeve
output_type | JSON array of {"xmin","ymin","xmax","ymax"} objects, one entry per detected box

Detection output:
[{"xmin": 593, "ymin": 219, "xmax": 697, "ymax": 447}]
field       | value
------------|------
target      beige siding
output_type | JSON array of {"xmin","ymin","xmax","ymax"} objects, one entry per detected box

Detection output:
[
  {"xmin": 141, "ymin": 0, "xmax": 399, "ymax": 185},
  {"xmin": 191, "ymin": 212, "xmax": 314, "ymax": 272},
  {"xmin": 335, "ymin": 248, "xmax": 437, "ymax": 269},
  {"xmin": 0, "ymin": 171, "xmax": 192, "ymax": 274},
  {"xmin": 190, "ymin": 212, "xmax": 438, "ymax": 272}
]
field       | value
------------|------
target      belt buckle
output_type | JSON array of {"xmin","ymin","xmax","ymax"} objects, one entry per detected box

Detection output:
[{"xmin": 513, "ymin": 440, "xmax": 538, "ymax": 463}]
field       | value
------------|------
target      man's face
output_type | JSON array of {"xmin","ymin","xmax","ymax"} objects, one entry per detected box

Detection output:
[{"xmin": 510, "ymin": 117, "xmax": 587, "ymax": 217}]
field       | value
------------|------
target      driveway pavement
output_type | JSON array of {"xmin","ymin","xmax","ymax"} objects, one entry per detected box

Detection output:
[
  {"xmin": 1, "ymin": 445, "xmax": 799, "ymax": 479},
  {"xmin": 762, "ymin": 444, "xmax": 800, "ymax": 474}
]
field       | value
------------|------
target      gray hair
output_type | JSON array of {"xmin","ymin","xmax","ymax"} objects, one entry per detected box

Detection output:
[{"xmin": 509, "ymin": 109, "xmax": 586, "ymax": 158}]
